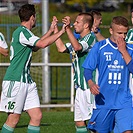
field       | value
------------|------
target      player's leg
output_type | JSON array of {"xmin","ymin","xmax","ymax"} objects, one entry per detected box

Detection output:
[
  {"xmin": 24, "ymin": 82, "xmax": 42, "ymax": 133},
  {"xmin": 74, "ymin": 88, "xmax": 93, "ymax": 133},
  {"xmin": 74, "ymin": 88, "xmax": 87, "ymax": 133},
  {"xmin": 114, "ymin": 108, "xmax": 133, "ymax": 133},
  {"xmin": 88, "ymin": 109, "xmax": 115, "ymax": 133},
  {"xmin": 1, "ymin": 113, "xmax": 21, "ymax": 133},
  {"xmin": 27, "ymin": 107, "xmax": 42, "ymax": 133},
  {"xmin": 0, "ymin": 81, "xmax": 26, "ymax": 133}
]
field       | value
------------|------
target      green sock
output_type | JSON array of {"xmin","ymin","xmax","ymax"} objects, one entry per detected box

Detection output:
[
  {"xmin": 1, "ymin": 123, "xmax": 14, "ymax": 133},
  {"xmin": 27, "ymin": 125, "xmax": 40, "ymax": 133},
  {"xmin": 76, "ymin": 126, "xmax": 88, "ymax": 133}
]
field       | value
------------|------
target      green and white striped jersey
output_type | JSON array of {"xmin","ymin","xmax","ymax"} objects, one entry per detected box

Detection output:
[
  {"xmin": 65, "ymin": 33, "xmax": 96, "ymax": 90},
  {"xmin": 126, "ymin": 28, "xmax": 133, "ymax": 79},
  {"xmin": 0, "ymin": 32, "xmax": 8, "ymax": 49},
  {"xmin": 4, "ymin": 26, "xmax": 40, "ymax": 83},
  {"xmin": 126, "ymin": 29, "xmax": 133, "ymax": 44}
]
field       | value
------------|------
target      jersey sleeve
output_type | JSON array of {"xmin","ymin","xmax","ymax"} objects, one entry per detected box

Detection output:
[
  {"xmin": 79, "ymin": 34, "xmax": 96, "ymax": 53},
  {"xmin": 82, "ymin": 42, "xmax": 99, "ymax": 70},
  {"xmin": 125, "ymin": 29, "xmax": 133, "ymax": 44},
  {"xmin": 20, "ymin": 29, "xmax": 40, "ymax": 47},
  {"xmin": 65, "ymin": 42, "xmax": 73, "ymax": 53},
  {"xmin": 0, "ymin": 32, "xmax": 8, "ymax": 49}
]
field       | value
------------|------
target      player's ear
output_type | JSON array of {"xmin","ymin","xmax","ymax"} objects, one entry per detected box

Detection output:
[
  {"xmin": 31, "ymin": 15, "xmax": 34, "ymax": 20},
  {"xmin": 29, "ymin": 15, "xmax": 33, "ymax": 20},
  {"xmin": 109, "ymin": 27, "xmax": 113, "ymax": 35},
  {"xmin": 84, "ymin": 23, "xmax": 89, "ymax": 29}
]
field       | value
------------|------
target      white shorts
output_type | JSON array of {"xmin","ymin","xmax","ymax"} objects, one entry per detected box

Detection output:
[
  {"xmin": 0, "ymin": 81, "xmax": 40, "ymax": 114},
  {"xmin": 129, "ymin": 75, "xmax": 133, "ymax": 106},
  {"xmin": 74, "ymin": 87, "xmax": 95, "ymax": 121}
]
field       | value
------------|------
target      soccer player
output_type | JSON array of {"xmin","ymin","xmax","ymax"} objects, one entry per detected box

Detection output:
[
  {"xmin": 125, "ymin": 8, "xmax": 133, "ymax": 91},
  {"xmin": 125, "ymin": 8, "xmax": 133, "ymax": 127},
  {"xmin": 90, "ymin": 10, "xmax": 105, "ymax": 41},
  {"xmin": 126, "ymin": 9, "xmax": 133, "ymax": 81},
  {"xmin": 0, "ymin": 32, "xmax": 8, "ymax": 56},
  {"xmin": 74, "ymin": 10, "xmax": 105, "ymax": 42},
  {"xmin": 54, "ymin": 13, "xmax": 97, "ymax": 133},
  {"xmin": 0, "ymin": 4, "xmax": 66, "ymax": 133},
  {"xmin": 126, "ymin": 8, "xmax": 133, "ymax": 44},
  {"xmin": 82, "ymin": 16, "xmax": 133, "ymax": 133}
]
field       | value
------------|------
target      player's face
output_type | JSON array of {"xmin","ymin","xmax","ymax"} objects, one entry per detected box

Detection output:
[
  {"xmin": 94, "ymin": 16, "xmax": 102, "ymax": 28},
  {"xmin": 32, "ymin": 15, "xmax": 36, "ymax": 28},
  {"xmin": 109, "ymin": 23, "xmax": 128, "ymax": 44},
  {"xmin": 73, "ymin": 15, "xmax": 84, "ymax": 34}
]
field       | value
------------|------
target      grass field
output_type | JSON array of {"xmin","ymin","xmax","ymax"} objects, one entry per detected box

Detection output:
[{"xmin": 0, "ymin": 110, "xmax": 75, "ymax": 133}]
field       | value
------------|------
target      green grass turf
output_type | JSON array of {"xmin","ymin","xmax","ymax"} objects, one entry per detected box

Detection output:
[{"xmin": 0, "ymin": 111, "xmax": 75, "ymax": 133}]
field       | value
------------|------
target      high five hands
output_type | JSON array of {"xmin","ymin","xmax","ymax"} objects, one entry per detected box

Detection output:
[{"xmin": 62, "ymin": 16, "xmax": 71, "ymax": 29}]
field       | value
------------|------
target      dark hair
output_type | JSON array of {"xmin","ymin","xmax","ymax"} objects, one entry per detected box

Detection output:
[
  {"xmin": 18, "ymin": 4, "xmax": 36, "ymax": 22},
  {"xmin": 78, "ymin": 12, "xmax": 94, "ymax": 30},
  {"xmin": 90, "ymin": 10, "xmax": 102, "ymax": 17},
  {"xmin": 110, "ymin": 16, "xmax": 128, "ymax": 28},
  {"xmin": 131, "ymin": 9, "xmax": 133, "ymax": 13}
]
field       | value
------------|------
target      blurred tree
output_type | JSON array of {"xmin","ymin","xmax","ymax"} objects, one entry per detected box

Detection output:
[
  {"xmin": 123, "ymin": 0, "xmax": 133, "ymax": 14},
  {"xmin": 65, "ymin": 0, "xmax": 103, "ymax": 10},
  {"xmin": 65, "ymin": 0, "xmax": 103, "ymax": 6}
]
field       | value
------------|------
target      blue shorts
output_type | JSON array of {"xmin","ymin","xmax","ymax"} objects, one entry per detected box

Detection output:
[
  {"xmin": 114, "ymin": 107, "xmax": 133, "ymax": 133},
  {"xmin": 87, "ymin": 108, "xmax": 133, "ymax": 133}
]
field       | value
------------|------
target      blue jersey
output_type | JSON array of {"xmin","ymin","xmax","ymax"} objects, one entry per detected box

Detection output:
[
  {"xmin": 82, "ymin": 38, "xmax": 133, "ymax": 109},
  {"xmin": 73, "ymin": 31, "xmax": 80, "ymax": 39}
]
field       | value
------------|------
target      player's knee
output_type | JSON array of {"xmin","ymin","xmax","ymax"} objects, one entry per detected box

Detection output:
[
  {"xmin": 75, "ymin": 121, "xmax": 86, "ymax": 127},
  {"xmin": 32, "ymin": 111, "xmax": 42, "ymax": 122},
  {"xmin": 37, "ymin": 111, "xmax": 42, "ymax": 121},
  {"xmin": 6, "ymin": 114, "xmax": 20, "ymax": 127}
]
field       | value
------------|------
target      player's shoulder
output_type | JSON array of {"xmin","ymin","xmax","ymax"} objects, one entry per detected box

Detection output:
[
  {"xmin": 0, "ymin": 32, "xmax": 6, "ymax": 40},
  {"xmin": 93, "ymin": 38, "xmax": 107, "ymax": 47},
  {"xmin": 85, "ymin": 32, "xmax": 96, "ymax": 39},
  {"xmin": 127, "ymin": 28, "xmax": 133, "ymax": 36},
  {"xmin": 13, "ymin": 26, "xmax": 23, "ymax": 34},
  {"xmin": 91, "ymin": 38, "xmax": 111, "ymax": 53},
  {"xmin": 127, "ymin": 43, "xmax": 133, "ymax": 50},
  {"xmin": 13, "ymin": 26, "xmax": 32, "ymax": 37},
  {"xmin": 0, "ymin": 32, "xmax": 4, "ymax": 36},
  {"xmin": 128, "ymin": 28, "xmax": 133, "ymax": 32}
]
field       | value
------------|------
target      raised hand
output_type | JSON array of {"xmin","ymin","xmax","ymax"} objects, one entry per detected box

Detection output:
[
  {"xmin": 62, "ymin": 16, "xmax": 71, "ymax": 27},
  {"xmin": 116, "ymin": 36, "xmax": 126, "ymax": 54},
  {"xmin": 50, "ymin": 16, "xmax": 58, "ymax": 32}
]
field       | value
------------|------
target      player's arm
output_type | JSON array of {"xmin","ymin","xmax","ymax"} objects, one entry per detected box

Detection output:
[
  {"xmin": 53, "ymin": 23, "xmax": 67, "ymax": 53},
  {"xmin": 117, "ymin": 37, "xmax": 131, "ymax": 64},
  {"xmin": 32, "ymin": 46, "xmax": 40, "ymax": 52},
  {"xmin": 92, "ymin": 27, "xmax": 105, "ymax": 41},
  {"xmin": 35, "ymin": 25, "xmax": 65, "ymax": 49},
  {"xmin": 32, "ymin": 16, "xmax": 64, "ymax": 51},
  {"xmin": 41, "ymin": 16, "xmax": 58, "ymax": 40},
  {"xmin": 117, "ymin": 36, "xmax": 133, "ymax": 73},
  {"xmin": 35, "ymin": 16, "xmax": 66, "ymax": 49},
  {"xmin": 84, "ymin": 68, "xmax": 100, "ymax": 95},
  {"xmin": 66, "ymin": 27, "xmax": 82, "ymax": 51},
  {"xmin": 94, "ymin": 32, "xmax": 105, "ymax": 41},
  {"xmin": 0, "ymin": 33, "xmax": 9, "ymax": 56},
  {"xmin": 62, "ymin": 16, "xmax": 82, "ymax": 51},
  {"xmin": 0, "ymin": 47, "xmax": 8, "ymax": 56}
]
